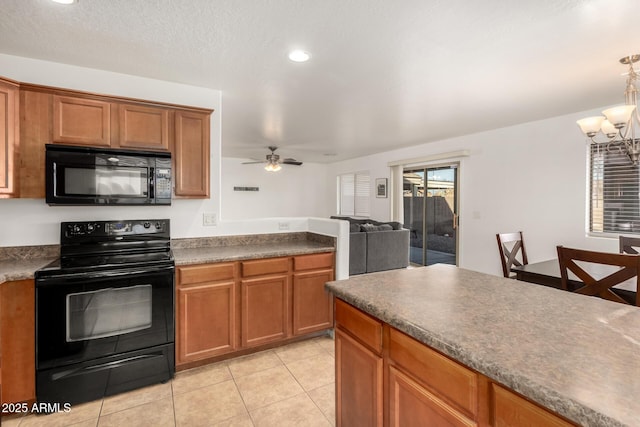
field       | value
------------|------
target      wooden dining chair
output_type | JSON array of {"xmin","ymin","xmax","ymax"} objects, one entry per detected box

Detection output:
[
  {"xmin": 496, "ymin": 232, "xmax": 528, "ymax": 278},
  {"xmin": 619, "ymin": 235, "xmax": 640, "ymax": 254},
  {"xmin": 556, "ymin": 245, "xmax": 640, "ymax": 306}
]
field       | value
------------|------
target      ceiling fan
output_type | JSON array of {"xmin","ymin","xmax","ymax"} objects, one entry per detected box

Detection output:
[{"xmin": 242, "ymin": 146, "xmax": 303, "ymax": 171}]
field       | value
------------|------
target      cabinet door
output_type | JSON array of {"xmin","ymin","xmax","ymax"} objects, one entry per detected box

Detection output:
[
  {"xmin": 52, "ymin": 95, "xmax": 111, "ymax": 146},
  {"xmin": 335, "ymin": 327, "xmax": 383, "ymax": 427},
  {"xmin": 177, "ymin": 281, "xmax": 237, "ymax": 364},
  {"xmin": 174, "ymin": 110, "xmax": 210, "ymax": 197},
  {"xmin": 1, "ymin": 280, "xmax": 35, "ymax": 404},
  {"xmin": 0, "ymin": 80, "xmax": 18, "ymax": 196},
  {"xmin": 292, "ymin": 269, "xmax": 334, "ymax": 335},
  {"xmin": 118, "ymin": 104, "xmax": 170, "ymax": 151},
  {"xmin": 389, "ymin": 366, "xmax": 476, "ymax": 427},
  {"xmin": 241, "ymin": 274, "xmax": 289, "ymax": 347}
]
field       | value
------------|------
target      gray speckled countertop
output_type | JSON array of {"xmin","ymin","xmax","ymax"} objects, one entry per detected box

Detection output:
[
  {"xmin": 0, "ymin": 237, "xmax": 334, "ymax": 284},
  {"xmin": 0, "ymin": 258, "xmax": 55, "ymax": 284},
  {"xmin": 325, "ymin": 264, "xmax": 640, "ymax": 427},
  {"xmin": 173, "ymin": 240, "xmax": 334, "ymax": 265}
]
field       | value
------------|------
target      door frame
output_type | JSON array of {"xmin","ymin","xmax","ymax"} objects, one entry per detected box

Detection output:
[{"xmin": 403, "ymin": 161, "xmax": 460, "ymax": 267}]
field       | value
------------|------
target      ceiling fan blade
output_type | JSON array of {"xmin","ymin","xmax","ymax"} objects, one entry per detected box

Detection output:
[
  {"xmin": 241, "ymin": 160, "xmax": 266, "ymax": 164},
  {"xmin": 282, "ymin": 159, "xmax": 303, "ymax": 166}
]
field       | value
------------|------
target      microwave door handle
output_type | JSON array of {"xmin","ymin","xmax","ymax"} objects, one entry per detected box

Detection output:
[{"xmin": 149, "ymin": 167, "xmax": 155, "ymax": 199}]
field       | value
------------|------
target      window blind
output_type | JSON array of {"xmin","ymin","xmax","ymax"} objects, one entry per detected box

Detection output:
[
  {"xmin": 339, "ymin": 172, "xmax": 370, "ymax": 217},
  {"xmin": 590, "ymin": 144, "xmax": 640, "ymax": 234}
]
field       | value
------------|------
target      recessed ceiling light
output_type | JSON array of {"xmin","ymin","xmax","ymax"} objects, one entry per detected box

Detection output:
[
  {"xmin": 288, "ymin": 50, "xmax": 311, "ymax": 62},
  {"xmin": 51, "ymin": 0, "xmax": 77, "ymax": 4}
]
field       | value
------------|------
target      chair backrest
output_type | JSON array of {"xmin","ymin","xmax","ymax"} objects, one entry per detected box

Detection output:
[
  {"xmin": 619, "ymin": 235, "xmax": 640, "ymax": 254},
  {"xmin": 496, "ymin": 232, "xmax": 528, "ymax": 278},
  {"xmin": 556, "ymin": 245, "xmax": 640, "ymax": 306}
]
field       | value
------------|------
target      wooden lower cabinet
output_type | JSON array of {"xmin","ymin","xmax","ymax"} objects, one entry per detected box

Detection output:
[
  {"xmin": 389, "ymin": 366, "xmax": 475, "ymax": 427},
  {"xmin": 177, "ymin": 281, "xmax": 237, "ymax": 363},
  {"xmin": 1, "ymin": 280, "xmax": 35, "ymax": 405},
  {"xmin": 491, "ymin": 384, "xmax": 574, "ymax": 427},
  {"xmin": 335, "ymin": 327, "xmax": 383, "ymax": 427},
  {"xmin": 176, "ymin": 252, "xmax": 335, "ymax": 368},
  {"xmin": 335, "ymin": 300, "xmax": 578, "ymax": 427},
  {"xmin": 292, "ymin": 253, "xmax": 335, "ymax": 336},
  {"xmin": 176, "ymin": 263, "xmax": 238, "ymax": 365},
  {"xmin": 241, "ymin": 274, "xmax": 289, "ymax": 347}
]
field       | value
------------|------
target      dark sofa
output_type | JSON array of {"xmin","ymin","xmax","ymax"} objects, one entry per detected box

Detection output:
[{"xmin": 331, "ymin": 216, "xmax": 410, "ymax": 275}]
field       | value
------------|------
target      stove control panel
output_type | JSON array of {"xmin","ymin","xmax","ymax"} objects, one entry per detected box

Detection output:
[{"xmin": 62, "ymin": 219, "xmax": 170, "ymax": 238}]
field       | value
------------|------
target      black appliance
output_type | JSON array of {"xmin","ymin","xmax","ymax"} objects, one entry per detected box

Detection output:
[
  {"xmin": 45, "ymin": 144, "xmax": 172, "ymax": 206},
  {"xmin": 34, "ymin": 219, "xmax": 175, "ymax": 406}
]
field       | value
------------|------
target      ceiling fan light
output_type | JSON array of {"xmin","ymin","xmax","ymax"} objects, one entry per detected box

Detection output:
[
  {"xmin": 602, "ymin": 105, "xmax": 636, "ymax": 127},
  {"xmin": 576, "ymin": 116, "xmax": 605, "ymax": 137},
  {"xmin": 264, "ymin": 162, "xmax": 281, "ymax": 172}
]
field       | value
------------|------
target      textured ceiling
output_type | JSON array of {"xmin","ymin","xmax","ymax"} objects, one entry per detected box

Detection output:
[{"xmin": 1, "ymin": 0, "xmax": 640, "ymax": 163}]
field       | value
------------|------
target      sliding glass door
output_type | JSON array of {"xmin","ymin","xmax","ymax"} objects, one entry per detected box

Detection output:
[{"xmin": 403, "ymin": 164, "xmax": 459, "ymax": 266}]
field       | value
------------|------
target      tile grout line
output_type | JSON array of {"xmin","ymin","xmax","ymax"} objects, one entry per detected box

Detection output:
[
  {"xmin": 170, "ymin": 377, "xmax": 177, "ymax": 427},
  {"xmin": 278, "ymin": 342, "xmax": 334, "ymax": 424},
  {"xmin": 229, "ymin": 365, "xmax": 257, "ymax": 427}
]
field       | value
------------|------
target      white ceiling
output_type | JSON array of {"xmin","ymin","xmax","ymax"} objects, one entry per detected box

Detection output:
[{"xmin": 2, "ymin": 0, "xmax": 639, "ymax": 163}]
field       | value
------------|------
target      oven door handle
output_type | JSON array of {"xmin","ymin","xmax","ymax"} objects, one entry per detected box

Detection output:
[
  {"xmin": 50, "ymin": 351, "xmax": 166, "ymax": 381},
  {"xmin": 36, "ymin": 265, "xmax": 175, "ymax": 285}
]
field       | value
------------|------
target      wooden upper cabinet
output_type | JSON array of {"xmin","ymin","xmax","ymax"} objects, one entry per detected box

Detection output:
[
  {"xmin": 0, "ymin": 79, "xmax": 19, "ymax": 196},
  {"xmin": 118, "ymin": 103, "xmax": 170, "ymax": 151},
  {"xmin": 52, "ymin": 95, "xmax": 111, "ymax": 147},
  {"xmin": 13, "ymin": 78, "xmax": 212, "ymax": 199},
  {"xmin": 174, "ymin": 110, "xmax": 210, "ymax": 198}
]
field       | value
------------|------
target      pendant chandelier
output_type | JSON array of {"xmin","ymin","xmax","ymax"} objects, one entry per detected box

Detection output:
[{"xmin": 577, "ymin": 54, "xmax": 640, "ymax": 165}]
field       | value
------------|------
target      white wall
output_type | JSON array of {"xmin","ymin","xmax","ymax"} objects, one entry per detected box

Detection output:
[
  {"xmin": 221, "ymin": 158, "xmax": 331, "ymax": 220},
  {"xmin": 326, "ymin": 111, "xmax": 619, "ymax": 276}
]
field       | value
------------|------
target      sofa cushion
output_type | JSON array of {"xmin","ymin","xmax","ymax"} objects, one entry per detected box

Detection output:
[{"xmin": 360, "ymin": 223, "xmax": 393, "ymax": 232}]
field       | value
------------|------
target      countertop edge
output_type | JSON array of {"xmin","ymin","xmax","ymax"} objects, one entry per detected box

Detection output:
[{"xmin": 173, "ymin": 245, "xmax": 335, "ymax": 266}]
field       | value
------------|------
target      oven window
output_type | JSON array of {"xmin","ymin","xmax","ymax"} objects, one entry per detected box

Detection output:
[
  {"xmin": 64, "ymin": 166, "xmax": 147, "ymax": 197},
  {"xmin": 66, "ymin": 285, "xmax": 152, "ymax": 342}
]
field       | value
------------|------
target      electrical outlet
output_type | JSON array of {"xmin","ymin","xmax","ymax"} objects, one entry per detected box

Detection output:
[
  {"xmin": 278, "ymin": 222, "xmax": 290, "ymax": 230},
  {"xmin": 203, "ymin": 213, "xmax": 217, "ymax": 226}
]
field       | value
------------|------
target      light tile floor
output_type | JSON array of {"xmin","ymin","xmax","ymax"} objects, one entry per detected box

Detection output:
[{"xmin": 3, "ymin": 334, "xmax": 335, "ymax": 427}]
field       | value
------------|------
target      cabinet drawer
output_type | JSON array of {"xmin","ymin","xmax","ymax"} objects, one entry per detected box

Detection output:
[
  {"xmin": 389, "ymin": 366, "xmax": 475, "ymax": 427},
  {"xmin": 293, "ymin": 252, "xmax": 334, "ymax": 271},
  {"xmin": 335, "ymin": 299, "xmax": 382, "ymax": 354},
  {"xmin": 389, "ymin": 328, "xmax": 478, "ymax": 420},
  {"xmin": 177, "ymin": 263, "xmax": 236, "ymax": 285},
  {"xmin": 492, "ymin": 384, "xmax": 575, "ymax": 427},
  {"xmin": 241, "ymin": 257, "xmax": 289, "ymax": 277}
]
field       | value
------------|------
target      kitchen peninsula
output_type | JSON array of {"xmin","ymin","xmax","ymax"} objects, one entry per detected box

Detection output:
[{"xmin": 326, "ymin": 264, "xmax": 640, "ymax": 427}]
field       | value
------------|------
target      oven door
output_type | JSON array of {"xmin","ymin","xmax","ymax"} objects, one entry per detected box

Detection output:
[{"xmin": 36, "ymin": 265, "xmax": 174, "ymax": 371}]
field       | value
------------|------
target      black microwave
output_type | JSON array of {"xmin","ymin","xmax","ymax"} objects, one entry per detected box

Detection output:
[{"xmin": 45, "ymin": 144, "xmax": 172, "ymax": 206}]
